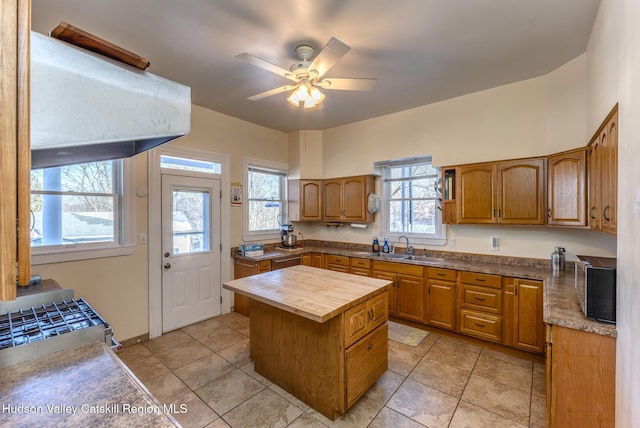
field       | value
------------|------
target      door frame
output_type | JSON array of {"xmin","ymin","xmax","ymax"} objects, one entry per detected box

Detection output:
[{"xmin": 148, "ymin": 146, "xmax": 231, "ymax": 339}]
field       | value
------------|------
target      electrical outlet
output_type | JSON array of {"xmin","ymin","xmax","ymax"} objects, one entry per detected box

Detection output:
[
  {"xmin": 448, "ymin": 238, "xmax": 455, "ymax": 247},
  {"xmin": 491, "ymin": 237, "xmax": 499, "ymax": 251}
]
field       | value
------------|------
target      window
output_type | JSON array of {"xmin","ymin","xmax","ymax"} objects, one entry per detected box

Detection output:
[
  {"xmin": 243, "ymin": 157, "xmax": 287, "ymax": 240},
  {"xmin": 30, "ymin": 159, "xmax": 135, "ymax": 264},
  {"xmin": 376, "ymin": 156, "xmax": 446, "ymax": 245}
]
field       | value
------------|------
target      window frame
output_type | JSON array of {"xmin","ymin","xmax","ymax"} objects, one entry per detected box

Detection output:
[
  {"xmin": 31, "ymin": 158, "xmax": 136, "ymax": 265},
  {"xmin": 376, "ymin": 156, "xmax": 447, "ymax": 247},
  {"xmin": 242, "ymin": 156, "xmax": 288, "ymax": 242}
]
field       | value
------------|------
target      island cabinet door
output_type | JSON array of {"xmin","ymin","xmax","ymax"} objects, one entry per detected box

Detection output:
[
  {"xmin": 344, "ymin": 292, "xmax": 388, "ymax": 347},
  {"xmin": 345, "ymin": 323, "xmax": 388, "ymax": 408}
]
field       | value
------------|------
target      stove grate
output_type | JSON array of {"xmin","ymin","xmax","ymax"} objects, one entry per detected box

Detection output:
[{"xmin": 0, "ymin": 298, "xmax": 109, "ymax": 350}]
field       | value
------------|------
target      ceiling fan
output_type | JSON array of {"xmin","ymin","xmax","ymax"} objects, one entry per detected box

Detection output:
[{"xmin": 237, "ymin": 37, "xmax": 376, "ymax": 108}]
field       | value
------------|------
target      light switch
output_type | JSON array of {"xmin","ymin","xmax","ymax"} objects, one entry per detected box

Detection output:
[{"xmin": 139, "ymin": 234, "xmax": 147, "ymax": 245}]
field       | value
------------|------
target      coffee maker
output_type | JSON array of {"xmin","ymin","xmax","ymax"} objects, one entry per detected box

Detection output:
[{"xmin": 280, "ymin": 224, "xmax": 296, "ymax": 248}]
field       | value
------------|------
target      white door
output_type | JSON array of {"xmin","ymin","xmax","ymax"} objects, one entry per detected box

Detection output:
[{"xmin": 161, "ymin": 174, "xmax": 221, "ymax": 332}]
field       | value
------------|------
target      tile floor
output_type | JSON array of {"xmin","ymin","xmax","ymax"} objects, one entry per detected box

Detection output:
[{"xmin": 117, "ymin": 312, "xmax": 546, "ymax": 428}]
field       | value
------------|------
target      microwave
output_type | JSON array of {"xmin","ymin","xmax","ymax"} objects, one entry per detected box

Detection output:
[{"xmin": 575, "ymin": 255, "xmax": 617, "ymax": 323}]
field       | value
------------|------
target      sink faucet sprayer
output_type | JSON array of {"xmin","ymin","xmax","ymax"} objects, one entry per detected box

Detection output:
[{"xmin": 398, "ymin": 236, "xmax": 413, "ymax": 256}]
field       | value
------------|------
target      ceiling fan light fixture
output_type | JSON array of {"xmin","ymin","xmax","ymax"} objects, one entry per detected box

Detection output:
[{"xmin": 287, "ymin": 91, "xmax": 301, "ymax": 107}]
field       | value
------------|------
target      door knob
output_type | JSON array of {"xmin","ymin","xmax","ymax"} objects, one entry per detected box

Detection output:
[
  {"xmin": 164, "ymin": 252, "xmax": 171, "ymax": 257},
  {"xmin": 164, "ymin": 263, "xmax": 171, "ymax": 269}
]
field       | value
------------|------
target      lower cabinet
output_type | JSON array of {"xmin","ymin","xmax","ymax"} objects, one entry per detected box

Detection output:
[
  {"xmin": 425, "ymin": 267, "xmax": 457, "ymax": 330},
  {"xmin": 301, "ymin": 252, "xmax": 325, "ymax": 268},
  {"xmin": 372, "ymin": 261, "xmax": 425, "ymax": 323},
  {"xmin": 350, "ymin": 257, "xmax": 371, "ymax": 276},
  {"xmin": 457, "ymin": 271, "xmax": 503, "ymax": 343},
  {"xmin": 233, "ymin": 259, "xmax": 271, "ymax": 316},
  {"xmin": 546, "ymin": 324, "xmax": 615, "ymax": 427},
  {"xmin": 325, "ymin": 254, "xmax": 350, "ymax": 273},
  {"xmin": 345, "ymin": 323, "xmax": 387, "ymax": 408}
]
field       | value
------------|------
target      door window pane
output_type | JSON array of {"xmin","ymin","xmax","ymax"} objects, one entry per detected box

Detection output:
[{"xmin": 172, "ymin": 189, "xmax": 210, "ymax": 255}]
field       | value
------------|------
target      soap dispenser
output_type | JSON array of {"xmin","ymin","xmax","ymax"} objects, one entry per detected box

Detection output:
[
  {"xmin": 382, "ymin": 237, "xmax": 390, "ymax": 253},
  {"xmin": 372, "ymin": 236, "xmax": 380, "ymax": 252}
]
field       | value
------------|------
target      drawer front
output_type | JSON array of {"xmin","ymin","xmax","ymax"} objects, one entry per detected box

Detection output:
[
  {"xmin": 346, "ymin": 323, "xmax": 388, "ymax": 408},
  {"xmin": 351, "ymin": 258, "xmax": 371, "ymax": 268},
  {"xmin": 427, "ymin": 267, "xmax": 456, "ymax": 281},
  {"xmin": 459, "ymin": 271, "xmax": 502, "ymax": 289},
  {"xmin": 373, "ymin": 260, "xmax": 424, "ymax": 276},
  {"xmin": 350, "ymin": 267, "xmax": 371, "ymax": 277},
  {"xmin": 459, "ymin": 309, "xmax": 502, "ymax": 342},
  {"xmin": 326, "ymin": 255, "xmax": 350, "ymax": 266},
  {"xmin": 258, "ymin": 260, "xmax": 271, "ymax": 272},
  {"xmin": 460, "ymin": 284, "xmax": 502, "ymax": 314}
]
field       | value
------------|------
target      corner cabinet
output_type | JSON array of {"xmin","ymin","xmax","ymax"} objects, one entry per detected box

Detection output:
[
  {"xmin": 288, "ymin": 179, "xmax": 322, "ymax": 221},
  {"xmin": 588, "ymin": 105, "xmax": 618, "ymax": 235},
  {"xmin": 456, "ymin": 158, "xmax": 546, "ymax": 225},
  {"xmin": 547, "ymin": 149, "xmax": 588, "ymax": 227},
  {"xmin": 323, "ymin": 175, "xmax": 375, "ymax": 222}
]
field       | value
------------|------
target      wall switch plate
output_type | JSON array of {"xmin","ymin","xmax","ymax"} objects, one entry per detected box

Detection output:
[
  {"xmin": 139, "ymin": 234, "xmax": 147, "ymax": 245},
  {"xmin": 491, "ymin": 237, "xmax": 499, "ymax": 251},
  {"xmin": 448, "ymin": 238, "xmax": 455, "ymax": 247}
]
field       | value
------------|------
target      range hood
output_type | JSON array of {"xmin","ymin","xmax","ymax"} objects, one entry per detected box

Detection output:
[{"xmin": 30, "ymin": 31, "xmax": 191, "ymax": 169}]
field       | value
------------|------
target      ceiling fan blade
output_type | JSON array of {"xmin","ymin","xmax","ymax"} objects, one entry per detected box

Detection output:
[
  {"xmin": 247, "ymin": 85, "xmax": 297, "ymax": 101},
  {"xmin": 237, "ymin": 53, "xmax": 297, "ymax": 82},
  {"xmin": 317, "ymin": 78, "xmax": 376, "ymax": 91},
  {"xmin": 309, "ymin": 37, "xmax": 350, "ymax": 78}
]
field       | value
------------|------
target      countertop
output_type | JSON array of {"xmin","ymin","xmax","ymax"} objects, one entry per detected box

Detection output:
[
  {"xmin": 223, "ymin": 265, "xmax": 392, "ymax": 322},
  {"xmin": 0, "ymin": 341, "xmax": 179, "ymax": 427},
  {"xmin": 232, "ymin": 242, "xmax": 617, "ymax": 338}
]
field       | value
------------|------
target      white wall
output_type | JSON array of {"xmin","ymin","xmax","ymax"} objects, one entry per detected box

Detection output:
[
  {"xmin": 33, "ymin": 105, "xmax": 288, "ymax": 341},
  {"xmin": 294, "ymin": 55, "xmax": 616, "ymax": 261},
  {"xmin": 587, "ymin": 0, "xmax": 640, "ymax": 426}
]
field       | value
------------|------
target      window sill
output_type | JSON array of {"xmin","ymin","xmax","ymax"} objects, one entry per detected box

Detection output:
[{"xmin": 31, "ymin": 244, "xmax": 137, "ymax": 265}]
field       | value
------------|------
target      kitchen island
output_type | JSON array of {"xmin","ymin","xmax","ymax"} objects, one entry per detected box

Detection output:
[{"xmin": 223, "ymin": 265, "xmax": 392, "ymax": 420}]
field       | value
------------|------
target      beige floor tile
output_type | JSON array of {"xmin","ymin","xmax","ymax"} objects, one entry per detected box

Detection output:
[
  {"xmin": 169, "ymin": 390, "xmax": 219, "ymax": 428},
  {"xmin": 308, "ymin": 395, "xmax": 383, "ymax": 427},
  {"xmin": 532, "ymin": 362, "xmax": 546, "ymax": 398},
  {"xmin": 449, "ymin": 400, "xmax": 527, "ymax": 428},
  {"xmin": 181, "ymin": 317, "xmax": 225, "ymax": 339},
  {"xmin": 174, "ymin": 353, "xmax": 235, "ymax": 390},
  {"xmin": 369, "ymin": 406, "xmax": 426, "ymax": 427},
  {"xmin": 409, "ymin": 357, "xmax": 470, "ymax": 397},
  {"xmin": 387, "ymin": 378, "xmax": 458, "ymax": 428},
  {"xmin": 217, "ymin": 337, "xmax": 251, "ymax": 367},
  {"xmin": 472, "ymin": 352, "xmax": 532, "ymax": 394},
  {"xmin": 461, "ymin": 374, "xmax": 531, "ymax": 426},
  {"xmin": 269, "ymin": 384, "xmax": 310, "ymax": 411},
  {"xmin": 194, "ymin": 368, "xmax": 265, "ymax": 415},
  {"xmin": 287, "ymin": 412, "xmax": 330, "ymax": 428},
  {"xmin": 155, "ymin": 339, "xmax": 214, "ymax": 370},
  {"xmin": 217, "ymin": 311, "xmax": 250, "ymax": 329},
  {"xmin": 144, "ymin": 371, "xmax": 191, "ymax": 405},
  {"xmin": 123, "ymin": 354, "xmax": 171, "ymax": 383},
  {"xmin": 197, "ymin": 326, "xmax": 248, "ymax": 352},
  {"xmin": 364, "ymin": 370, "xmax": 405, "ymax": 404},
  {"xmin": 239, "ymin": 361, "xmax": 273, "ymax": 387},
  {"xmin": 204, "ymin": 418, "xmax": 230, "ymax": 427},
  {"xmin": 529, "ymin": 394, "xmax": 547, "ymax": 428},
  {"xmin": 223, "ymin": 387, "xmax": 305, "ymax": 428},
  {"xmin": 144, "ymin": 329, "xmax": 195, "ymax": 354},
  {"xmin": 388, "ymin": 340, "xmax": 424, "ymax": 376},
  {"xmin": 116, "ymin": 343, "xmax": 153, "ymax": 364},
  {"xmin": 424, "ymin": 337, "xmax": 480, "ymax": 372},
  {"xmin": 479, "ymin": 348, "xmax": 534, "ymax": 369}
]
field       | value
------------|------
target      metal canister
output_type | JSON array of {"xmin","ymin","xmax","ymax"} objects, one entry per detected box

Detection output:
[{"xmin": 551, "ymin": 246, "xmax": 566, "ymax": 271}]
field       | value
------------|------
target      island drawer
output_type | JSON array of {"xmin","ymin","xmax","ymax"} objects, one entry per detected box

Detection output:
[
  {"xmin": 459, "ymin": 284, "xmax": 502, "ymax": 314},
  {"xmin": 459, "ymin": 271, "xmax": 502, "ymax": 289},
  {"xmin": 459, "ymin": 309, "xmax": 502, "ymax": 343},
  {"xmin": 427, "ymin": 267, "xmax": 456, "ymax": 281},
  {"xmin": 345, "ymin": 323, "xmax": 388, "ymax": 408}
]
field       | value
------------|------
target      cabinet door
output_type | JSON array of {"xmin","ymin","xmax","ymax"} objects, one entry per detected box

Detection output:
[
  {"xmin": 395, "ymin": 274, "xmax": 425, "ymax": 322},
  {"xmin": 373, "ymin": 271, "xmax": 397, "ymax": 316},
  {"xmin": 588, "ymin": 141, "xmax": 601, "ymax": 229},
  {"xmin": 345, "ymin": 323, "xmax": 388, "ymax": 408},
  {"xmin": 342, "ymin": 176, "xmax": 367, "ymax": 221},
  {"xmin": 426, "ymin": 279, "xmax": 456, "ymax": 330},
  {"xmin": 498, "ymin": 158, "xmax": 546, "ymax": 225},
  {"xmin": 513, "ymin": 279, "xmax": 544, "ymax": 353},
  {"xmin": 233, "ymin": 260, "xmax": 260, "ymax": 316},
  {"xmin": 601, "ymin": 112, "xmax": 617, "ymax": 235},
  {"xmin": 547, "ymin": 149, "xmax": 587, "ymax": 227},
  {"xmin": 457, "ymin": 163, "xmax": 496, "ymax": 223},
  {"xmin": 288, "ymin": 180, "xmax": 322, "ymax": 221},
  {"xmin": 322, "ymin": 179, "xmax": 342, "ymax": 220},
  {"xmin": 311, "ymin": 253, "xmax": 325, "ymax": 268}
]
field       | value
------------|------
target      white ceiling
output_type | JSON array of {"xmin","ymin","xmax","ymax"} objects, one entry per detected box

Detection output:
[{"xmin": 31, "ymin": 0, "xmax": 601, "ymax": 133}]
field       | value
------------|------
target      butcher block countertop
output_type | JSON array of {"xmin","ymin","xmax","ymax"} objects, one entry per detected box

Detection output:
[
  {"xmin": 223, "ymin": 265, "xmax": 392, "ymax": 323},
  {"xmin": 0, "ymin": 341, "xmax": 179, "ymax": 427}
]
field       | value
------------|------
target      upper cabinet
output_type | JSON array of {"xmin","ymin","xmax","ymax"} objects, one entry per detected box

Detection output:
[
  {"xmin": 547, "ymin": 148, "xmax": 588, "ymax": 227},
  {"xmin": 588, "ymin": 105, "xmax": 618, "ymax": 235},
  {"xmin": 323, "ymin": 175, "xmax": 375, "ymax": 223},
  {"xmin": 288, "ymin": 179, "xmax": 322, "ymax": 221},
  {"xmin": 455, "ymin": 158, "xmax": 545, "ymax": 225}
]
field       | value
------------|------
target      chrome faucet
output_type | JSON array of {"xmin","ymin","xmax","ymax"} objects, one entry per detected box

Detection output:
[{"xmin": 398, "ymin": 235, "xmax": 413, "ymax": 256}]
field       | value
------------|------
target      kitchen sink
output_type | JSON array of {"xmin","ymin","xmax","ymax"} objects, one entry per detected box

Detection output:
[
  {"xmin": 403, "ymin": 255, "xmax": 446, "ymax": 264},
  {"xmin": 367, "ymin": 252, "xmax": 410, "ymax": 259}
]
